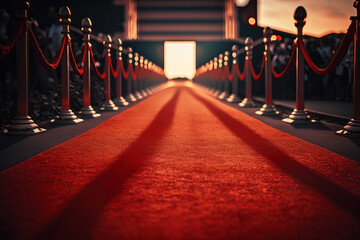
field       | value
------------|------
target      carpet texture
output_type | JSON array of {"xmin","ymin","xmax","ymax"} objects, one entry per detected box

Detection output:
[{"xmin": 1, "ymin": 83, "xmax": 360, "ymax": 240}]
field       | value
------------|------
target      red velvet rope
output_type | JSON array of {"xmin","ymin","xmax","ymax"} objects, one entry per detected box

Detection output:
[
  {"xmin": 0, "ymin": 21, "xmax": 26, "ymax": 59},
  {"xmin": 209, "ymin": 69, "xmax": 216, "ymax": 78},
  {"xmin": 131, "ymin": 64, "xmax": 137, "ymax": 81},
  {"xmin": 109, "ymin": 56, "xmax": 119, "ymax": 78},
  {"xmin": 299, "ymin": 20, "xmax": 355, "ymax": 75},
  {"xmin": 69, "ymin": 42, "xmax": 86, "ymax": 75},
  {"xmin": 138, "ymin": 67, "xmax": 143, "ymax": 79},
  {"xmin": 236, "ymin": 60, "xmax": 247, "ymax": 80},
  {"xmin": 29, "ymin": 27, "xmax": 66, "ymax": 70},
  {"xmin": 145, "ymin": 68, "xmax": 150, "ymax": 78},
  {"xmin": 220, "ymin": 67, "xmax": 225, "ymax": 81},
  {"xmin": 225, "ymin": 65, "xmax": 235, "ymax": 81},
  {"xmin": 271, "ymin": 43, "xmax": 297, "ymax": 78},
  {"xmin": 89, "ymin": 45, "xmax": 105, "ymax": 79},
  {"xmin": 250, "ymin": 55, "xmax": 265, "ymax": 80},
  {"xmin": 120, "ymin": 60, "xmax": 130, "ymax": 79}
]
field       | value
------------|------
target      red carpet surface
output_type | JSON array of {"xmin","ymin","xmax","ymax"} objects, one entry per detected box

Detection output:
[{"xmin": 1, "ymin": 83, "xmax": 360, "ymax": 240}]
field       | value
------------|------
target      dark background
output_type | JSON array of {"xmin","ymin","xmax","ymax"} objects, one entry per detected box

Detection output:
[{"xmin": 1, "ymin": 0, "xmax": 263, "ymax": 68}]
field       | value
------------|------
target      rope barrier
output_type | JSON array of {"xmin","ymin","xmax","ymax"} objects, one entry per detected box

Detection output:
[
  {"xmin": 120, "ymin": 60, "xmax": 130, "ymax": 79},
  {"xmin": 29, "ymin": 27, "xmax": 66, "ymax": 70},
  {"xmin": 250, "ymin": 55, "xmax": 265, "ymax": 80},
  {"xmin": 109, "ymin": 56, "xmax": 119, "ymax": 78},
  {"xmin": 226, "ymin": 65, "xmax": 236, "ymax": 81},
  {"xmin": 221, "ymin": 68, "xmax": 226, "ymax": 81},
  {"xmin": 299, "ymin": 20, "xmax": 355, "ymax": 76},
  {"xmin": 236, "ymin": 61, "xmax": 247, "ymax": 80},
  {"xmin": 89, "ymin": 45, "xmax": 105, "ymax": 79},
  {"xmin": 271, "ymin": 43, "xmax": 297, "ymax": 78},
  {"xmin": 69, "ymin": 42, "xmax": 86, "ymax": 75},
  {"xmin": 0, "ymin": 21, "xmax": 26, "ymax": 59},
  {"xmin": 131, "ymin": 64, "xmax": 137, "ymax": 81}
]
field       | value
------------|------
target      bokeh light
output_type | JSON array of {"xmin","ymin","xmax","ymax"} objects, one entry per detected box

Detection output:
[{"xmin": 248, "ymin": 17, "xmax": 256, "ymax": 26}]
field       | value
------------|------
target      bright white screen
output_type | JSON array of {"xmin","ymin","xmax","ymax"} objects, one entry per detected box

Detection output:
[{"xmin": 164, "ymin": 41, "xmax": 196, "ymax": 80}]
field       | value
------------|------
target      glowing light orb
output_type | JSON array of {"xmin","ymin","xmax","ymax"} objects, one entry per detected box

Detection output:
[
  {"xmin": 236, "ymin": 0, "xmax": 250, "ymax": 7},
  {"xmin": 248, "ymin": 17, "xmax": 256, "ymax": 26}
]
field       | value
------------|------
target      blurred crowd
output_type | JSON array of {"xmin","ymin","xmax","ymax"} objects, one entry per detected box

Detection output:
[
  {"xmin": 271, "ymin": 34, "xmax": 354, "ymax": 101},
  {"xmin": 0, "ymin": 7, "xmax": 106, "ymax": 126}
]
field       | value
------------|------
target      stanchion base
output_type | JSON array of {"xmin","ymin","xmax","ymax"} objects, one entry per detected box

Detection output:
[
  {"xmin": 146, "ymin": 88, "xmax": 153, "ymax": 95},
  {"xmin": 7, "ymin": 115, "xmax": 46, "ymax": 135},
  {"xmin": 255, "ymin": 104, "xmax": 279, "ymax": 115},
  {"xmin": 135, "ymin": 91, "xmax": 143, "ymax": 100},
  {"xmin": 100, "ymin": 100, "xmax": 119, "ymax": 111},
  {"xmin": 55, "ymin": 109, "xmax": 84, "ymax": 124},
  {"xmin": 113, "ymin": 97, "xmax": 129, "ymax": 106},
  {"xmin": 126, "ymin": 94, "xmax": 137, "ymax": 102},
  {"xmin": 336, "ymin": 119, "xmax": 360, "ymax": 138},
  {"xmin": 150, "ymin": 87, "xmax": 157, "ymax": 93},
  {"xmin": 218, "ymin": 91, "xmax": 229, "ymax": 100},
  {"xmin": 141, "ymin": 90, "xmax": 148, "ymax": 98},
  {"xmin": 213, "ymin": 90, "xmax": 220, "ymax": 97},
  {"xmin": 204, "ymin": 87, "xmax": 211, "ymax": 94},
  {"xmin": 282, "ymin": 109, "xmax": 311, "ymax": 124},
  {"xmin": 227, "ymin": 94, "xmax": 241, "ymax": 103},
  {"xmin": 78, "ymin": 106, "xmax": 101, "ymax": 118},
  {"xmin": 239, "ymin": 98, "xmax": 256, "ymax": 107},
  {"xmin": 208, "ymin": 88, "xmax": 215, "ymax": 95}
]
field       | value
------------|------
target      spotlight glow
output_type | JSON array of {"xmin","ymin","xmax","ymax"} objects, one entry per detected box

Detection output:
[{"xmin": 164, "ymin": 41, "xmax": 196, "ymax": 80}]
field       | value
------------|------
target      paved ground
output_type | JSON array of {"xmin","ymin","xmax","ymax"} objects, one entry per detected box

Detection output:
[{"xmin": 254, "ymin": 97, "xmax": 353, "ymax": 119}]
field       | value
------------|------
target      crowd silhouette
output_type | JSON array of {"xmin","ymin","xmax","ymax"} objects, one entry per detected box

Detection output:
[
  {"xmin": 0, "ymin": 7, "xmax": 108, "ymax": 130},
  {"xmin": 271, "ymin": 33, "xmax": 353, "ymax": 101}
]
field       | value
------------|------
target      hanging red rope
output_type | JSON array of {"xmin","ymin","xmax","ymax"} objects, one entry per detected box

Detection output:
[
  {"xmin": 225, "ymin": 65, "xmax": 236, "ymax": 81},
  {"xmin": 0, "ymin": 21, "xmax": 26, "ymax": 59},
  {"xmin": 120, "ymin": 60, "xmax": 130, "ymax": 79},
  {"xmin": 299, "ymin": 20, "xmax": 355, "ymax": 76},
  {"xmin": 138, "ymin": 67, "xmax": 143, "ymax": 79},
  {"xmin": 29, "ymin": 27, "xmax": 66, "ymax": 70},
  {"xmin": 80, "ymin": 43, "xmax": 87, "ymax": 68},
  {"xmin": 271, "ymin": 43, "xmax": 297, "ymax": 78},
  {"xmin": 209, "ymin": 68, "xmax": 217, "ymax": 78},
  {"xmin": 69, "ymin": 42, "xmax": 86, "ymax": 75},
  {"xmin": 109, "ymin": 56, "xmax": 119, "ymax": 79},
  {"xmin": 131, "ymin": 64, "xmax": 137, "ymax": 81},
  {"xmin": 236, "ymin": 60, "xmax": 247, "ymax": 80},
  {"xmin": 221, "ymin": 68, "xmax": 226, "ymax": 81},
  {"xmin": 89, "ymin": 45, "xmax": 105, "ymax": 79},
  {"xmin": 250, "ymin": 55, "xmax": 265, "ymax": 80}
]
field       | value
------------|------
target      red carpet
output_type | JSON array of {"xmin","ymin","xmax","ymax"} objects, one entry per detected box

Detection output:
[{"xmin": 1, "ymin": 83, "xmax": 360, "ymax": 240}]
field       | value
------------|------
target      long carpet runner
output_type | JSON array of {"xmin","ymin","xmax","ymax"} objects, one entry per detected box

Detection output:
[{"xmin": 1, "ymin": 83, "xmax": 360, "ymax": 240}]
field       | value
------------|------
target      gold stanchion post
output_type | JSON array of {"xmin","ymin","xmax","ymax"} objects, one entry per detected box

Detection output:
[{"xmin": 79, "ymin": 18, "xmax": 101, "ymax": 118}]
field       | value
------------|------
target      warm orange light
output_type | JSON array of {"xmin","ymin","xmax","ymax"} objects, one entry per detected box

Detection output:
[
  {"xmin": 248, "ymin": 17, "xmax": 256, "ymax": 26},
  {"xmin": 271, "ymin": 35, "xmax": 277, "ymax": 42},
  {"xmin": 260, "ymin": 0, "xmax": 354, "ymax": 37},
  {"xmin": 164, "ymin": 41, "xmax": 196, "ymax": 79},
  {"xmin": 185, "ymin": 81, "xmax": 193, "ymax": 87}
]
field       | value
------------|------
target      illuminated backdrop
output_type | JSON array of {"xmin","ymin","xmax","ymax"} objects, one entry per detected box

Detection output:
[{"xmin": 258, "ymin": 0, "xmax": 355, "ymax": 37}]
